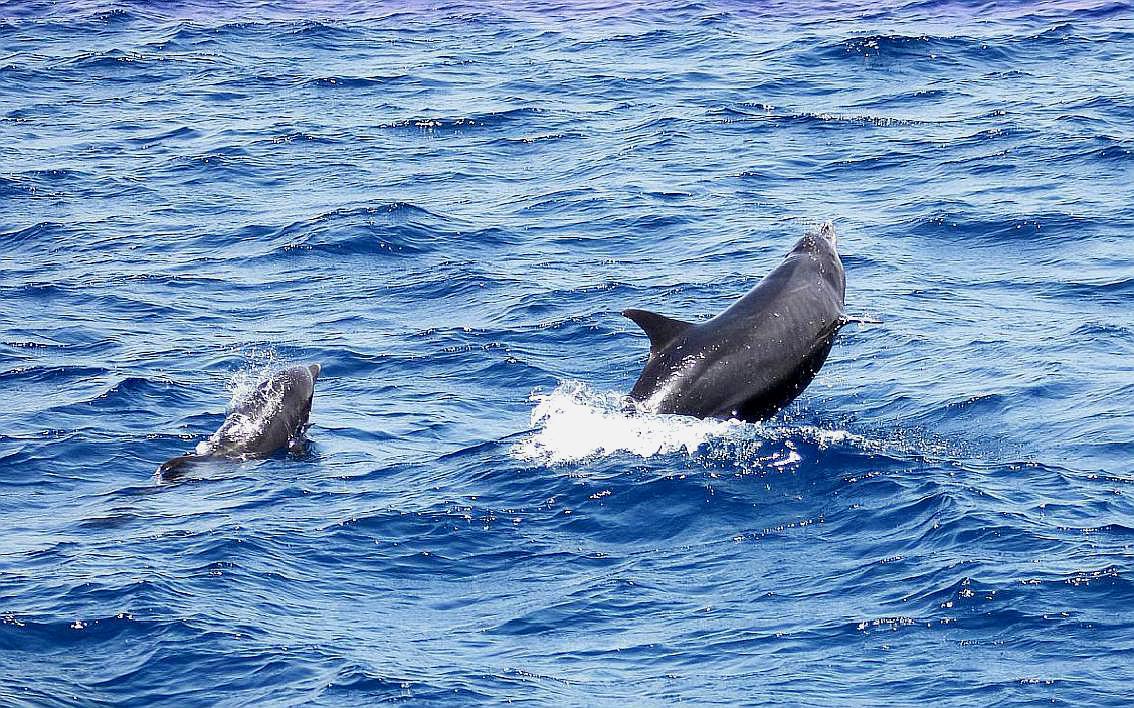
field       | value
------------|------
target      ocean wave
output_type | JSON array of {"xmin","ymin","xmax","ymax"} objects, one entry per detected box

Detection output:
[
  {"xmin": 910, "ymin": 213, "xmax": 1097, "ymax": 244},
  {"xmin": 83, "ymin": 376, "xmax": 190, "ymax": 412},
  {"xmin": 373, "ymin": 107, "xmax": 547, "ymax": 132},
  {"xmin": 268, "ymin": 203, "xmax": 444, "ymax": 257},
  {"xmin": 0, "ymin": 612, "xmax": 145, "ymax": 652},
  {"xmin": 302, "ymin": 73, "xmax": 412, "ymax": 88},
  {"xmin": 0, "ymin": 364, "xmax": 107, "ymax": 386},
  {"xmin": 123, "ymin": 125, "xmax": 201, "ymax": 146},
  {"xmin": 0, "ymin": 221, "xmax": 73, "ymax": 249},
  {"xmin": 3, "ymin": 1, "xmax": 1133, "ymax": 703},
  {"xmin": 810, "ymin": 24, "xmax": 1121, "ymax": 67},
  {"xmin": 713, "ymin": 106, "xmax": 937, "ymax": 128},
  {"xmin": 58, "ymin": 49, "xmax": 229, "ymax": 72}
]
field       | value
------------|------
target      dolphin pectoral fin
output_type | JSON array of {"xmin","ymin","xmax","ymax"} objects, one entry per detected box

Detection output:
[
  {"xmin": 622, "ymin": 308, "xmax": 694, "ymax": 353},
  {"xmin": 839, "ymin": 314, "xmax": 883, "ymax": 326}
]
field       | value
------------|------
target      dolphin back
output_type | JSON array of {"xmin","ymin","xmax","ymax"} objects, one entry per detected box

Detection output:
[
  {"xmin": 156, "ymin": 362, "xmax": 322, "ymax": 479},
  {"xmin": 222, "ymin": 364, "xmax": 319, "ymax": 457},
  {"xmin": 624, "ymin": 225, "xmax": 849, "ymax": 421}
]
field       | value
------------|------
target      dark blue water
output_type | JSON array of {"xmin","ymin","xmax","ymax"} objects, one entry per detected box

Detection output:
[{"xmin": 3, "ymin": 0, "xmax": 1134, "ymax": 704}]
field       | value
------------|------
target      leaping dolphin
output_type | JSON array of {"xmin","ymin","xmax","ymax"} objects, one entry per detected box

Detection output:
[
  {"xmin": 623, "ymin": 223, "xmax": 875, "ymax": 421},
  {"xmin": 158, "ymin": 363, "xmax": 321, "ymax": 478}
]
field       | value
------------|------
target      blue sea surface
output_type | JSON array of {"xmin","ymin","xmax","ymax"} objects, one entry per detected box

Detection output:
[{"xmin": 3, "ymin": 0, "xmax": 1134, "ymax": 704}]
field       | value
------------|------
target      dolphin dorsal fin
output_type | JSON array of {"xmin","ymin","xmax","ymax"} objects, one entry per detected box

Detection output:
[{"xmin": 622, "ymin": 308, "xmax": 693, "ymax": 353}]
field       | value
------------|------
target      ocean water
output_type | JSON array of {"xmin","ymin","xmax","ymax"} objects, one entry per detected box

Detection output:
[{"xmin": 2, "ymin": 0, "xmax": 1133, "ymax": 704}]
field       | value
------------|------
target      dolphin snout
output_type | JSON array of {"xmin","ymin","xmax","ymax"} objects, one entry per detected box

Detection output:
[{"xmin": 818, "ymin": 221, "xmax": 836, "ymax": 246}]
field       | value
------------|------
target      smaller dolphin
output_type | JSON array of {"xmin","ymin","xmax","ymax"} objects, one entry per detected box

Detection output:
[{"xmin": 158, "ymin": 363, "xmax": 321, "ymax": 479}]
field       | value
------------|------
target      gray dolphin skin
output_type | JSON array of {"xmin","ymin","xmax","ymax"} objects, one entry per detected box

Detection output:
[
  {"xmin": 624, "ymin": 223, "xmax": 872, "ymax": 421},
  {"xmin": 158, "ymin": 363, "xmax": 321, "ymax": 478}
]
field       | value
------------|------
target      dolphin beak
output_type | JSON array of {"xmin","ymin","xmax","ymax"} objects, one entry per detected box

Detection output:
[
  {"xmin": 818, "ymin": 221, "xmax": 836, "ymax": 247},
  {"xmin": 308, "ymin": 363, "xmax": 322, "ymax": 381}
]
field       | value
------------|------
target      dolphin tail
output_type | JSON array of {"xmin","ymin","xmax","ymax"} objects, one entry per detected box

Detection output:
[
  {"xmin": 839, "ymin": 314, "xmax": 883, "ymax": 326},
  {"xmin": 157, "ymin": 453, "xmax": 210, "ymax": 479}
]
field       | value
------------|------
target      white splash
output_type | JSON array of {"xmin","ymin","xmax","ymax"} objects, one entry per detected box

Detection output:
[
  {"xmin": 512, "ymin": 381, "xmax": 889, "ymax": 471},
  {"xmin": 514, "ymin": 381, "xmax": 742, "ymax": 465},
  {"xmin": 226, "ymin": 347, "xmax": 285, "ymax": 409}
]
